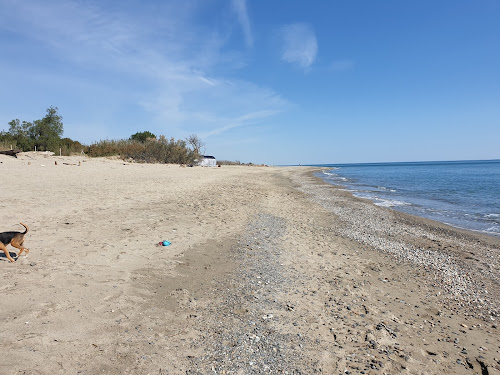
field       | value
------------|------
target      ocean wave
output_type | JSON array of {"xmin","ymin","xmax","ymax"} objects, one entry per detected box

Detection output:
[
  {"xmin": 377, "ymin": 186, "xmax": 397, "ymax": 192},
  {"xmin": 485, "ymin": 213, "xmax": 500, "ymax": 218},
  {"xmin": 374, "ymin": 199, "xmax": 411, "ymax": 208},
  {"xmin": 483, "ymin": 226, "xmax": 500, "ymax": 235},
  {"xmin": 377, "ymin": 186, "xmax": 396, "ymax": 193},
  {"xmin": 322, "ymin": 171, "xmax": 348, "ymax": 182},
  {"xmin": 441, "ymin": 222, "xmax": 500, "ymax": 236}
]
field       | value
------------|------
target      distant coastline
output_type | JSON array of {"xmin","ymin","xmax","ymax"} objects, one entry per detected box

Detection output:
[{"xmin": 299, "ymin": 158, "xmax": 500, "ymax": 168}]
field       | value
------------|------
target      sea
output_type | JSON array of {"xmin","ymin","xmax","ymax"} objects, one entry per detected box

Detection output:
[{"xmin": 313, "ymin": 159, "xmax": 500, "ymax": 237}]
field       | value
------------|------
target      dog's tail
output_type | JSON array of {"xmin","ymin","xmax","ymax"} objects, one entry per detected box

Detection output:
[{"xmin": 20, "ymin": 222, "xmax": 29, "ymax": 234}]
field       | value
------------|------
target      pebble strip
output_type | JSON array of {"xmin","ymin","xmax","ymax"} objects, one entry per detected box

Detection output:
[
  {"xmin": 187, "ymin": 213, "xmax": 314, "ymax": 374},
  {"xmin": 291, "ymin": 171, "xmax": 500, "ymax": 321}
]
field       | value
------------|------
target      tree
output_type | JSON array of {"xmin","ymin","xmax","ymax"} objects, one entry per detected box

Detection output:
[
  {"xmin": 8, "ymin": 119, "xmax": 32, "ymax": 138},
  {"xmin": 186, "ymin": 134, "xmax": 205, "ymax": 156},
  {"xmin": 130, "ymin": 131, "xmax": 156, "ymax": 143},
  {"xmin": 31, "ymin": 106, "xmax": 63, "ymax": 151},
  {"xmin": 5, "ymin": 119, "xmax": 35, "ymax": 150},
  {"xmin": 1, "ymin": 106, "xmax": 64, "ymax": 152}
]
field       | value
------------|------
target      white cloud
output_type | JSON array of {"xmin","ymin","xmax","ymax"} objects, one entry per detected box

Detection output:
[
  {"xmin": 202, "ymin": 109, "xmax": 281, "ymax": 138},
  {"xmin": 279, "ymin": 23, "xmax": 318, "ymax": 68},
  {"xmin": 142, "ymin": 77, "xmax": 287, "ymax": 140},
  {"xmin": 232, "ymin": 0, "xmax": 253, "ymax": 48},
  {"xmin": 0, "ymin": 0, "xmax": 283, "ymax": 142}
]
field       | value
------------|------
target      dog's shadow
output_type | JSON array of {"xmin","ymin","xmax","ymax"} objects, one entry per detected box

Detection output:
[{"xmin": 0, "ymin": 251, "xmax": 19, "ymax": 262}]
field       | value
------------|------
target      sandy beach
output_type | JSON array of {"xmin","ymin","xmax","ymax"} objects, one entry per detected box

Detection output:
[{"xmin": 1, "ymin": 153, "xmax": 499, "ymax": 375}]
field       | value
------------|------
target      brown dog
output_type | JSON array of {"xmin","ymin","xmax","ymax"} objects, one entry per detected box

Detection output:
[{"xmin": 0, "ymin": 223, "xmax": 29, "ymax": 263}]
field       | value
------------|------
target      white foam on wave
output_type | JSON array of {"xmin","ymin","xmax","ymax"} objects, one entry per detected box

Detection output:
[
  {"xmin": 479, "ymin": 229, "xmax": 500, "ymax": 238},
  {"xmin": 438, "ymin": 222, "xmax": 500, "ymax": 237},
  {"xmin": 321, "ymin": 171, "xmax": 349, "ymax": 182},
  {"xmin": 376, "ymin": 186, "xmax": 397, "ymax": 192},
  {"xmin": 374, "ymin": 199, "xmax": 411, "ymax": 208},
  {"xmin": 485, "ymin": 213, "xmax": 500, "ymax": 218},
  {"xmin": 486, "ymin": 226, "xmax": 499, "ymax": 231}
]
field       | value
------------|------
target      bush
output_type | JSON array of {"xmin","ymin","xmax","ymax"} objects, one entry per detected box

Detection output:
[
  {"xmin": 87, "ymin": 136, "xmax": 198, "ymax": 164},
  {"xmin": 217, "ymin": 160, "xmax": 242, "ymax": 165},
  {"xmin": 59, "ymin": 138, "xmax": 86, "ymax": 155},
  {"xmin": 130, "ymin": 131, "xmax": 157, "ymax": 143},
  {"xmin": 0, "ymin": 137, "xmax": 14, "ymax": 151}
]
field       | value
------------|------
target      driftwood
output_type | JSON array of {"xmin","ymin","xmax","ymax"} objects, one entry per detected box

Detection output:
[{"xmin": 0, "ymin": 149, "xmax": 22, "ymax": 157}]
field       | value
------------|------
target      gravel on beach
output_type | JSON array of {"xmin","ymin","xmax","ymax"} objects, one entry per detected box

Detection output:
[
  {"xmin": 293, "ymin": 170, "xmax": 500, "ymax": 322},
  {"xmin": 183, "ymin": 169, "xmax": 500, "ymax": 374},
  {"xmin": 187, "ymin": 213, "xmax": 316, "ymax": 374}
]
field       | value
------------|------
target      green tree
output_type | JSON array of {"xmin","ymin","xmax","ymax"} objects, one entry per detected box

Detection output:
[
  {"xmin": 2, "ymin": 106, "xmax": 64, "ymax": 152},
  {"xmin": 8, "ymin": 119, "xmax": 32, "ymax": 138},
  {"xmin": 130, "ymin": 131, "xmax": 156, "ymax": 143},
  {"xmin": 6, "ymin": 119, "xmax": 35, "ymax": 150},
  {"xmin": 31, "ymin": 106, "xmax": 63, "ymax": 151}
]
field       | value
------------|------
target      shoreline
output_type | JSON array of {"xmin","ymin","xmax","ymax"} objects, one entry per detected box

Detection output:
[
  {"xmin": 311, "ymin": 161, "xmax": 500, "ymax": 239},
  {"xmin": 1, "ymin": 155, "xmax": 499, "ymax": 374},
  {"xmin": 312, "ymin": 166, "xmax": 500, "ymax": 244}
]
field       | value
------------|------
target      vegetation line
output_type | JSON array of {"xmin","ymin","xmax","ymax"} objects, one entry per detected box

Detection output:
[{"xmin": 0, "ymin": 107, "xmax": 204, "ymax": 164}]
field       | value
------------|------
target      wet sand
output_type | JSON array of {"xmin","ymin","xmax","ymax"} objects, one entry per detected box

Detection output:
[{"xmin": 1, "ymin": 153, "xmax": 499, "ymax": 374}]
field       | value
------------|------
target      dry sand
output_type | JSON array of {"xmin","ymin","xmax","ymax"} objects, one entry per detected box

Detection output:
[{"xmin": 1, "ymin": 152, "xmax": 499, "ymax": 375}]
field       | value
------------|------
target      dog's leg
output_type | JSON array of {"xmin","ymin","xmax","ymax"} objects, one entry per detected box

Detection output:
[
  {"xmin": 0, "ymin": 243, "xmax": 16, "ymax": 262},
  {"xmin": 16, "ymin": 247, "xmax": 29, "ymax": 258},
  {"xmin": 11, "ymin": 239, "xmax": 29, "ymax": 259}
]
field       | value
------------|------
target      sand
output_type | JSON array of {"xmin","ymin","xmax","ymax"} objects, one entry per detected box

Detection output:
[{"xmin": 1, "ymin": 152, "xmax": 499, "ymax": 375}]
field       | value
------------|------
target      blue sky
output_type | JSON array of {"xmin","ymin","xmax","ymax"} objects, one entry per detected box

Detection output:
[{"xmin": 1, "ymin": 0, "xmax": 499, "ymax": 165}]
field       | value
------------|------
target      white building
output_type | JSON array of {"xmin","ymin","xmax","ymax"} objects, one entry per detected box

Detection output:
[{"xmin": 198, "ymin": 155, "xmax": 217, "ymax": 167}]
